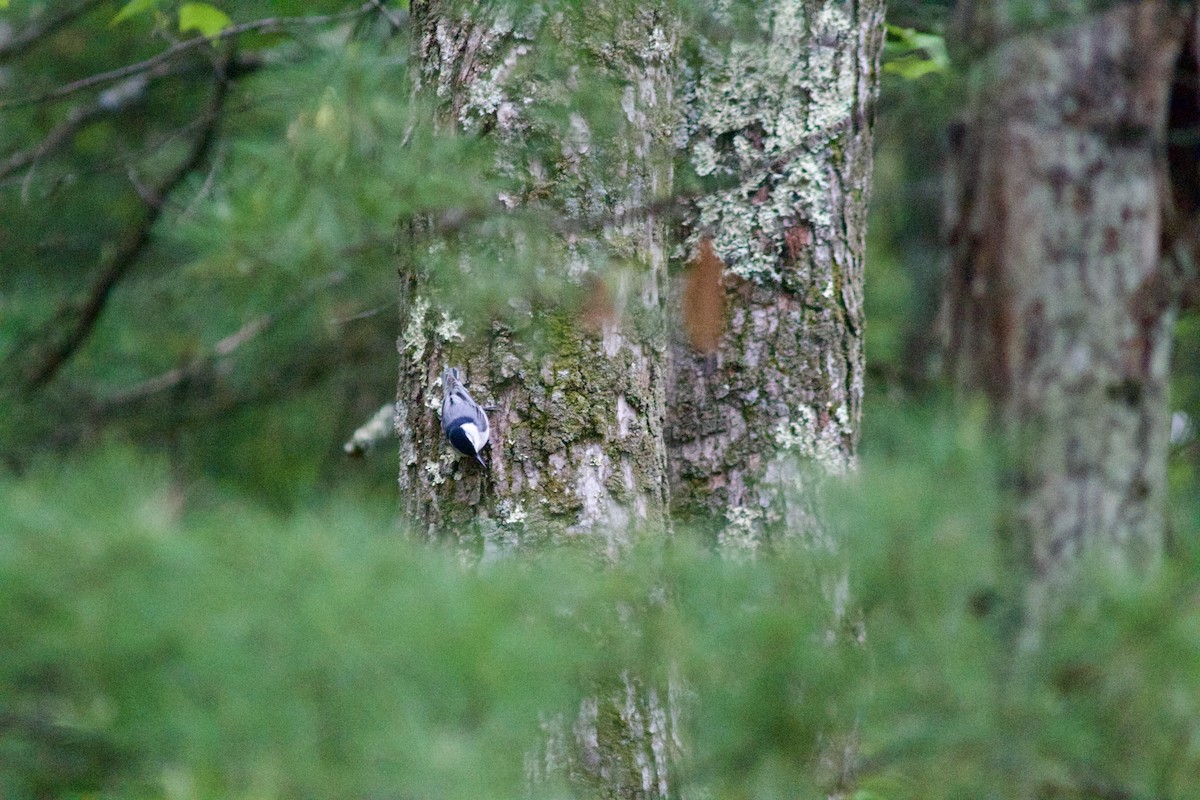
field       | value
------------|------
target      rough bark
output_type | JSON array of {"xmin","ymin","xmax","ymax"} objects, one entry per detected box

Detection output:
[
  {"xmin": 664, "ymin": 4, "xmax": 882, "ymax": 795},
  {"xmin": 667, "ymin": 0, "xmax": 884, "ymax": 555},
  {"xmin": 945, "ymin": 1, "xmax": 1191, "ymax": 577},
  {"xmin": 524, "ymin": 672, "xmax": 681, "ymax": 800},
  {"xmin": 396, "ymin": 3, "xmax": 679, "ymax": 797},
  {"xmin": 395, "ymin": 2, "xmax": 883, "ymax": 796},
  {"xmin": 396, "ymin": 1, "xmax": 675, "ymax": 558}
]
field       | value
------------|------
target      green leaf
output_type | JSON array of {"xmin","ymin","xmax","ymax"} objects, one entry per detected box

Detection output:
[
  {"xmin": 885, "ymin": 25, "xmax": 948, "ymax": 67},
  {"xmin": 882, "ymin": 24, "xmax": 949, "ymax": 80},
  {"xmin": 110, "ymin": 0, "xmax": 159, "ymax": 25},
  {"xmin": 883, "ymin": 54, "xmax": 945, "ymax": 81},
  {"xmin": 0, "ymin": 0, "xmax": 10, "ymax": 10},
  {"xmin": 179, "ymin": 2, "xmax": 231, "ymax": 40}
]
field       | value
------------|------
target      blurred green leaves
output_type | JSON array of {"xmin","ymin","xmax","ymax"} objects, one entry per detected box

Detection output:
[
  {"xmin": 110, "ymin": 0, "xmax": 160, "ymax": 26},
  {"xmin": 4, "ymin": 409, "xmax": 1200, "ymax": 799},
  {"xmin": 883, "ymin": 25, "xmax": 949, "ymax": 81},
  {"xmin": 0, "ymin": 2, "xmax": 409, "ymax": 495},
  {"xmin": 179, "ymin": 3, "xmax": 233, "ymax": 39},
  {"xmin": 0, "ymin": 445, "xmax": 585, "ymax": 799}
]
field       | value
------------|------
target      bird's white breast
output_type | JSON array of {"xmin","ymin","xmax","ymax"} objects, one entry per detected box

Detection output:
[{"xmin": 459, "ymin": 422, "xmax": 488, "ymax": 453}]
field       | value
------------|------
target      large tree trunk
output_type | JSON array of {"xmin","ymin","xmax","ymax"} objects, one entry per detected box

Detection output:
[
  {"xmin": 395, "ymin": 1, "xmax": 882, "ymax": 796},
  {"xmin": 666, "ymin": 4, "xmax": 882, "ymax": 795},
  {"xmin": 396, "ymin": 2, "xmax": 679, "ymax": 796},
  {"xmin": 396, "ymin": 1, "xmax": 674, "ymax": 558},
  {"xmin": 667, "ymin": 0, "xmax": 883, "ymax": 557},
  {"xmin": 945, "ymin": 1, "xmax": 1192, "ymax": 578}
]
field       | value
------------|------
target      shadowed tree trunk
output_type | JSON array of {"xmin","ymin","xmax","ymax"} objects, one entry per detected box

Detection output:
[{"xmin": 945, "ymin": 1, "xmax": 1194, "ymax": 578}]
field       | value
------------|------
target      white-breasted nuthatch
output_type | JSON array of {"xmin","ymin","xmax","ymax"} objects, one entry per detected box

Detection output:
[{"xmin": 441, "ymin": 367, "xmax": 490, "ymax": 467}]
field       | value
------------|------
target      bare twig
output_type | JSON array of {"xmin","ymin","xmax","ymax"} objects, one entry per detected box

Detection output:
[
  {"xmin": 425, "ymin": 186, "xmax": 715, "ymax": 242},
  {"xmin": 99, "ymin": 316, "xmax": 271, "ymax": 408},
  {"xmin": 125, "ymin": 166, "xmax": 157, "ymax": 206},
  {"xmin": 2, "ymin": 54, "xmax": 262, "ymax": 189},
  {"xmin": 331, "ymin": 302, "xmax": 393, "ymax": 326},
  {"xmin": 0, "ymin": 3, "xmax": 375, "ymax": 112},
  {"xmin": 4, "ymin": 73, "xmax": 150, "ymax": 195},
  {"xmin": 2, "ymin": 96, "xmax": 116, "ymax": 184},
  {"xmin": 98, "ymin": 271, "xmax": 347, "ymax": 409},
  {"xmin": 177, "ymin": 141, "xmax": 226, "ymax": 219}
]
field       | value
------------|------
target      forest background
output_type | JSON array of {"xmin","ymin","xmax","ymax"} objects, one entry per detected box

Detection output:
[{"xmin": 2, "ymin": 1, "xmax": 1200, "ymax": 798}]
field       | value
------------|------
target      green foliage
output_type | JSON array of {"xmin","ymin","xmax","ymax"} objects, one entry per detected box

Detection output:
[
  {"xmin": 3, "ymin": 414, "xmax": 1200, "ymax": 799},
  {"xmin": 882, "ymin": 0, "xmax": 952, "ymax": 33},
  {"xmin": 1171, "ymin": 311, "xmax": 1200, "ymax": 493},
  {"xmin": 865, "ymin": 11, "xmax": 961, "ymax": 391},
  {"xmin": 178, "ymin": 3, "xmax": 232, "ymax": 39},
  {"xmin": 0, "ymin": 2, "xmax": 407, "ymax": 499},
  {"xmin": 883, "ymin": 25, "xmax": 949, "ymax": 81},
  {"xmin": 0, "ymin": 445, "xmax": 587, "ymax": 799},
  {"xmin": 110, "ymin": 0, "xmax": 161, "ymax": 26},
  {"xmin": 0, "ymin": 0, "xmax": 683, "ymax": 495}
]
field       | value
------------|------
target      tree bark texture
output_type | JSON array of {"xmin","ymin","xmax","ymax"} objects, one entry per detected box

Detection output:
[
  {"xmin": 396, "ymin": 3, "xmax": 680, "ymax": 797},
  {"xmin": 524, "ymin": 672, "xmax": 681, "ymax": 800},
  {"xmin": 667, "ymin": 0, "xmax": 883, "ymax": 555},
  {"xmin": 395, "ymin": 1, "xmax": 882, "ymax": 796},
  {"xmin": 396, "ymin": 1, "xmax": 675, "ymax": 558},
  {"xmin": 945, "ymin": 1, "xmax": 1192, "ymax": 576}
]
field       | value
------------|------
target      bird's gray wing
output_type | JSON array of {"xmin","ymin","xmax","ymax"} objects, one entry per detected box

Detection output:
[
  {"xmin": 443, "ymin": 389, "xmax": 489, "ymax": 436},
  {"xmin": 463, "ymin": 390, "xmax": 490, "ymax": 436}
]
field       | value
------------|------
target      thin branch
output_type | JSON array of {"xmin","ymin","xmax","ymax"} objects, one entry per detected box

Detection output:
[
  {"xmin": 22, "ymin": 56, "xmax": 233, "ymax": 391},
  {"xmin": 0, "ymin": 0, "xmax": 108, "ymax": 63},
  {"xmin": 1, "ymin": 55, "xmax": 262, "ymax": 189},
  {"xmin": 177, "ymin": 141, "xmax": 226, "ymax": 219},
  {"xmin": 1, "ymin": 90, "xmax": 129, "ymax": 184},
  {"xmin": 98, "ymin": 271, "xmax": 347, "ymax": 410},
  {"xmin": 10, "ymin": 75, "xmax": 152, "ymax": 196},
  {"xmin": 99, "ymin": 316, "xmax": 270, "ymax": 408},
  {"xmin": 5, "ymin": 60, "xmax": 264, "ymax": 204},
  {"xmin": 426, "ymin": 187, "xmax": 717, "ymax": 241},
  {"xmin": 331, "ymin": 302, "xmax": 393, "ymax": 326},
  {"xmin": 0, "ymin": 3, "xmax": 375, "ymax": 112},
  {"xmin": 120, "ymin": 334, "xmax": 383, "ymax": 429},
  {"xmin": 125, "ymin": 165, "xmax": 158, "ymax": 206}
]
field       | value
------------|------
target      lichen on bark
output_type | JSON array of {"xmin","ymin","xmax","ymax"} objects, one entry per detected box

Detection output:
[
  {"xmin": 668, "ymin": 0, "xmax": 883, "ymax": 550},
  {"xmin": 396, "ymin": 2, "xmax": 881, "ymax": 795}
]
